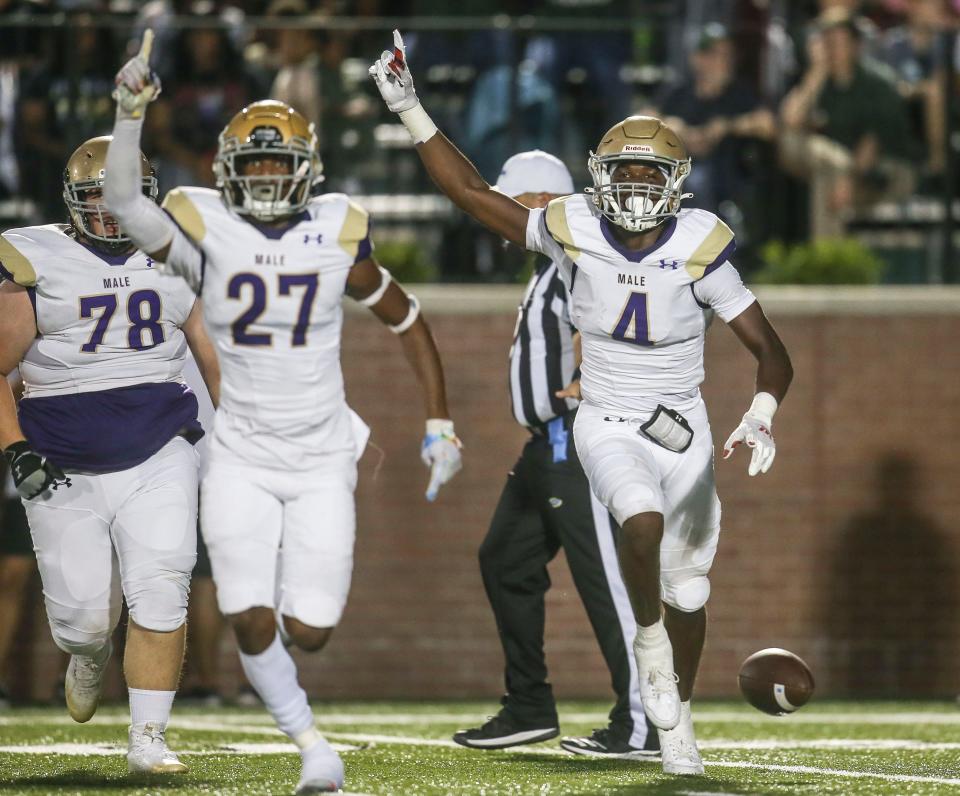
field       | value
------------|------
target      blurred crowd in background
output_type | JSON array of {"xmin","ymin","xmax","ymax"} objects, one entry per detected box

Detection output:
[{"xmin": 0, "ymin": 0, "xmax": 958, "ymax": 284}]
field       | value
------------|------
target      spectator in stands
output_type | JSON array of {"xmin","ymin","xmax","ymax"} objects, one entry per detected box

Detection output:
[
  {"xmin": 645, "ymin": 23, "xmax": 776, "ymax": 221},
  {"xmin": 144, "ymin": 2, "xmax": 264, "ymax": 192},
  {"xmin": 533, "ymin": 0, "xmax": 632, "ymax": 137},
  {"xmin": 0, "ymin": 375, "xmax": 33, "ymax": 709},
  {"xmin": 17, "ymin": 10, "xmax": 116, "ymax": 217},
  {"xmin": 876, "ymin": 0, "xmax": 951, "ymax": 178},
  {"xmin": 266, "ymin": 0, "xmax": 375, "ymax": 189},
  {"xmin": 780, "ymin": 9, "xmax": 918, "ymax": 239}
]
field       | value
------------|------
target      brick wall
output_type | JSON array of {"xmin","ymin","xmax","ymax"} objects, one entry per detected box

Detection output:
[{"xmin": 9, "ymin": 288, "xmax": 960, "ymax": 703}]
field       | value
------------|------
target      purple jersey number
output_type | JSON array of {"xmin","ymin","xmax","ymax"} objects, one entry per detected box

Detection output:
[
  {"xmin": 229, "ymin": 272, "xmax": 320, "ymax": 347},
  {"xmin": 611, "ymin": 291, "xmax": 652, "ymax": 346},
  {"xmin": 79, "ymin": 290, "xmax": 165, "ymax": 353}
]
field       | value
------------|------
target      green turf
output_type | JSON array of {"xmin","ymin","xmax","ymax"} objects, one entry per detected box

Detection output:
[{"xmin": 2, "ymin": 701, "xmax": 960, "ymax": 794}]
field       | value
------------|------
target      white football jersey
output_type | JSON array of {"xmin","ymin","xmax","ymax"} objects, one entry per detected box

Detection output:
[
  {"xmin": 0, "ymin": 224, "xmax": 195, "ymax": 398},
  {"xmin": 0, "ymin": 225, "xmax": 201, "ymax": 473},
  {"xmin": 526, "ymin": 195, "xmax": 756, "ymax": 415},
  {"xmin": 162, "ymin": 187, "xmax": 372, "ymax": 461}
]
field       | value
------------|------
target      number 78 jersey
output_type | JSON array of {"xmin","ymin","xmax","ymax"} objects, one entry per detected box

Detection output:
[
  {"xmin": 162, "ymin": 187, "xmax": 371, "ymax": 435},
  {"xmin": 0, "ymin": 224, "xmax": 194, "ymax": 398},
  {"xmin": 525, "ymin": 195, "xmax": 756, "ymax": 415}
]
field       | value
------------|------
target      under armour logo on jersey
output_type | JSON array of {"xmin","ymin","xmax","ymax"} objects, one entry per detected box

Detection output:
[
  {"xmin": 145, "ymin": 257, "xmax": 154, "ymax": 268},
  {"xmin": 51, "ymin": 476, "xmax": 73, "ymax": 491},
  {"xmin": 303, "ymin": 233, "xmax": 323, "ymax": 245},
  {"xmin": 658, "ymin": 258, "xmax": 681, "ymax": 270}
]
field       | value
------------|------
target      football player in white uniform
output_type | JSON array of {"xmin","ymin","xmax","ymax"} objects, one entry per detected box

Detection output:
[
  {"xmin": 0, "ymin": 137, "xmax": 220, "ymax": 773},
  {"xmin": 105, "ymin": 33, "xmax": 462, "ymax": 794},
  {"xmin": 370, "ymin": 32, "xmax": 793, "ymax": 775}
]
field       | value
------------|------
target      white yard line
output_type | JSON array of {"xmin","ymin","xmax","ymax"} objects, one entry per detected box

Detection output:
[
  {"xmin": 0, "ymin": 741, "xmax": 361, "ymax": 755},
  {"xmin": 705, "ymin": 760, "xmax": 960, "ymax": 787},
  {"xmin": 5, "ymin": 710, "xmax": 960, "ymax": 726},
  {"xmin": 3, "ymin": 733, "xmax": 960, "ymax": 788}
]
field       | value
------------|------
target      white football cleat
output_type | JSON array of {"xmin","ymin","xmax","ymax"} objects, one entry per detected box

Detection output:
[
  {"xmin": 127, "ymin": 722, "xmax": 188, "ymax": 773},
  {"xmin": 295, "ymin": 739, "xmax": 344, "ymax": 794},
  {"xmin": 658, "ymin": 702, "xmax": 704, "ymax": 776},
  {"xmin": 633, "ymin": 636, "xmax": 681, "ymax": 730},
  {"xmin": 64, "ymin": 641, "xmax": 111, "ymax": 723}
]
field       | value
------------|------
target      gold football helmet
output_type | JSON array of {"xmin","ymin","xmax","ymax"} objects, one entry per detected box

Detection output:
[
  {"xmin": 213, "ymin": 100, "xmax": 323, "ymax": 221},
  {"xmin": 63, "ymin": 136, "xmax": 157, "ymax": 249},
  {"xmin": 586, "ymin": 116, "xmax": 692, "ymax": 232}
]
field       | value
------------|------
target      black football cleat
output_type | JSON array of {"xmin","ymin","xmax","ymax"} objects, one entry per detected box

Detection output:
[
  {"xmin": 453, "ymin": 711, "xmax": 559, "ymax": 749},
  {"xmin": 560, "ymin": 726, "xmax": 661, "ymax": 760}
]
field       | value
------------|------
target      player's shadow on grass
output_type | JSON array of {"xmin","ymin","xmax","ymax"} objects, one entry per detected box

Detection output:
[
  {"xmin": 491, "ymin": 753, "xmax": 752, "ymax": 795},
  {"xmin": 823, "ymin": 452, "xmax": 960, "ymax": 697},
  {"xmin": 0, "ymin": 771, "xmax": 216, "ymax": 791}
]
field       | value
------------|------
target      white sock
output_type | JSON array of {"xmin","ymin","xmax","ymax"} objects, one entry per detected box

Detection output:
[
  {"xmin": 239, "ymin": 633, "xmax": 314, "ymax": 740},
  {"xmin": 634, "ymin": 619, "xmax": 670, "ymax": 648},
  {"xmin": 129, "ymin": 688, "xmax": 176, "ymax": 730}
]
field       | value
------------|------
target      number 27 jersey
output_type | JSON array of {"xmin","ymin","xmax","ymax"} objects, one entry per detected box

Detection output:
[{"xmin": 162, "ymin": 187, "xmax": 371, "ymax": 439}]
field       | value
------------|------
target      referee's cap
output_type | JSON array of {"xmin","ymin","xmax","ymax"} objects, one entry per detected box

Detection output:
[{"xmin": 494, "ymin": 150, "xmax": 575, "ymax": 198}]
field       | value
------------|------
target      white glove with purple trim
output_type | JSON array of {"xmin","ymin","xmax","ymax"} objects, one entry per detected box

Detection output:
[{"xmin": 421, "ymin": 419, "xmax": 462, "ymax": 501}]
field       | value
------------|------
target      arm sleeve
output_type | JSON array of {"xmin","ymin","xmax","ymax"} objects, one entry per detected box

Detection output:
[
  {"xmin": 103, "ymin": 117, "xmax": 178, "ymax": 256},
  {"xmin": 692, "ymin": 261, "xmax": 756, "ymax": 323}
]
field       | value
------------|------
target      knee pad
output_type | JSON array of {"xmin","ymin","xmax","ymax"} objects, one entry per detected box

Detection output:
[
  {"xmin": 661, "ymin": 574, "xmax": 711, "ymax": 612},
  {"xmin": 126, "ymin": 566, "xmax": 191, "ymax": 632},
  {"xmin": 48, "ymin": 608, "xmax": 113, "ymax": 656},
  {"xmin": 585, "ymin": 440, "xmax": 661, "ymax": 526},
  {"xmin": 610, "ymin": 483, "xmax": 662, "ymax": 528}
]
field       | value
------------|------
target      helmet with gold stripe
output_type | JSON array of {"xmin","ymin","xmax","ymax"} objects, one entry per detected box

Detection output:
[
  {"xmin": 586, "ymin": 116, "xmax": 692, "ymax": 233},
  {"xmin": 63, "ymin": 136, "xmax": 157, "ymax": 251},
  {"xmin": 213, "ymin": 100, "xmax": 323, "ymax": 222}
]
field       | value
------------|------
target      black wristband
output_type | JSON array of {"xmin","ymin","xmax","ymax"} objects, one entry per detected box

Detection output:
[{"xmin": 3, "ymin": 441, "xmax": 30, "ymax": 462}]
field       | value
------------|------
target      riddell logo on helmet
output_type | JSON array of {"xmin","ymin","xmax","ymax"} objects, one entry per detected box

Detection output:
[{"xmin": 622, "ymin": 145, "xmax": 654, "ymax": 153}]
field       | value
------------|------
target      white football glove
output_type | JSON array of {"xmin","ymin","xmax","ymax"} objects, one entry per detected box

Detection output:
[
  {"xmin": 421, "ymin": 418, "xmax": 462, "ymax": 502},
  {"xmin": 113, "ymin": 30, "xmax": 161, "ymax": 120},
  {"xmin": 368, "ymin": 29, "xmax": 420, "ymax": 113},
  {"xmin": 723, "ymin": 394, "xmax": 777, "ymax": 477}
]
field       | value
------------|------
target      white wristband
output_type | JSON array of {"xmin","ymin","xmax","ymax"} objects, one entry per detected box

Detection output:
[
  {"xmin": 426, "ymin": 418, "xmax": 455, "ymax": 438},
  {"xmin": 388, "ymin": 293, "xmax": 420, "ymax": 334},
  {"xmin": 398, "ymin": 104, "xmax": 438, "ymax": 145},
  {"xmin": 356, "ymin": 265, "xmax": 392, "ymax": 307},
  {"xmin": 747, "ymin": 392, "xmax": 778, "ymax": 426}
]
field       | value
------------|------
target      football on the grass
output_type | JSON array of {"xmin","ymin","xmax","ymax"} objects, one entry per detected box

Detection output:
[{"xmin": 738, "ymin": 648, "xmax": 815, "ymax": 715}]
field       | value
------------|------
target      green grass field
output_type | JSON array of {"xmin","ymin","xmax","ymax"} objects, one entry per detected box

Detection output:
[{"xmin": 2, "ymin": 700, "xmax": 960, "ymax": 795}]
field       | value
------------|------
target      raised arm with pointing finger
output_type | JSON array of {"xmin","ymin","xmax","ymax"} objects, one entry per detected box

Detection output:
[
  {"xmin": 104, "ymin": 31, "xmax": 206, "ymax": 292},
  {"xmin": 369, "ymin": 31, "xmax": 531, "ymax": 247}
]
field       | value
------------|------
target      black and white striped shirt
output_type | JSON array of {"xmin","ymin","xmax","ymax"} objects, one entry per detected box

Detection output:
[{"xmin": 509, "ymin": 255, "xmax": 579, "ymax": 428}]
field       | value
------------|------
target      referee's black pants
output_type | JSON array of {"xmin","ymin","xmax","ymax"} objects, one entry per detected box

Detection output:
[{"xmin": 479, "ymin": 410, "xmax": 652, "ymax": 747}]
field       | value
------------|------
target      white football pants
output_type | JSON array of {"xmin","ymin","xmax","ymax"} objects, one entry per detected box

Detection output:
[
  {"xmin": 574, "ymin": 399, "xmax": 722, "ymax": 612},
  {"xmin": 24, "ymin": 436, "xmax": 198, "ymax": 656}
]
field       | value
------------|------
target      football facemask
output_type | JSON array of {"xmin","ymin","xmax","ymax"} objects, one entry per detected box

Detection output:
[{"xmin": 586, "ymin": 154, "xmax": 691, "ymax": 232}]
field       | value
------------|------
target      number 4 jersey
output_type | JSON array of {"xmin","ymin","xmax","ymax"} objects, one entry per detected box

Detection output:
[
  {"xmin": 525, "ymin": 195, "xmax": 757, "ymax": 415},
  {"xmin": 0, "ymin": 224, "xmax": 200, "ymax": 472},
  {"xmin": 161, "ymin": 187, "xmax": 372, "ymax": 468}
]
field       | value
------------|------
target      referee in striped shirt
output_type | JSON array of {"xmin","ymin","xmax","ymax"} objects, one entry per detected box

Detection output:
[{"xmin": 453, "ymin": 152, "xmax": 658, "ymax": 759}]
